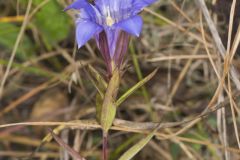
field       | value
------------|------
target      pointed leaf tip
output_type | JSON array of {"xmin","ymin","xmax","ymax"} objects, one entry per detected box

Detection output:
[
  {"xmin": 116, "ymin": 68, "xmax": 158, "ymax": 107},
  {"xmin": 118, "ymin": 124, "xmax": 160, "ymax": 160}
]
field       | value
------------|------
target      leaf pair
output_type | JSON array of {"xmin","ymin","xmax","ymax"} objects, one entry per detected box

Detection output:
[
  {"xmin": 87, "ymin": 65, "xmax": 107, "ymax": 123},
  {"xmin": 89, "ymin": 65, "xmax": 158, "ymax": 132},
  {"xmin": 89, "ymin": 65, "xmax": 158, "ymax": 109},
  {"xmin": 116, "ymin": 68, "xmax": 158, "ymax": 107},
  {"xmin": 100, "ymin": 69, "xmax": 120, "ymax": 133},
  {"xmin": 89, "ymin": 66, "xmax": 158, "ymax": 159}
]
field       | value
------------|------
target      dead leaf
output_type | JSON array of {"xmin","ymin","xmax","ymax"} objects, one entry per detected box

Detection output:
[{"xmin": 31, "ymin": 88, "xmax": 68, "ymax": 120}]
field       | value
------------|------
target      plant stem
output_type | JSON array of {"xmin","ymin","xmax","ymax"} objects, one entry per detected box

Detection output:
[{"xmin": 103, "ymin": 131, "xmax": 108, "ymax": 160}]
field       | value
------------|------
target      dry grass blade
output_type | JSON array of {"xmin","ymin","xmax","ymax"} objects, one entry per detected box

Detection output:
[
  {"xmin": 0, "ymin": 80, "xmax": 54, "ymax": 118},
  {"xmin": 226, "ymin": 0, "xmax": 240, "ymax": 150},
  {"xmin": 227, "ymin": 0, "xmax": 237, "ymax": 53},
  {"xmin": 0, "ymin": 0, "xmax": 32, "ymax": 98},
  {"xmin": 227, "ymin": 76, "xmax": 240, "ymax": 149},
  {"xmin": 195, "ymin": 0, "xmax": 240, "ymax": 89},
  {"xmin": 0, "ymin": 15, "xmax": 24, "ymax": 22},
  {"xmin": 0, "ymin": 151, "xmax": 59, "ymax": 158},
  {"xmin": 147, "ymin": 54, "xmax": 217, "ymax": 62},
  {"xmin": 48, "ymin": 129, "xmax": 86, "ymax": 160},
  {"xmin": 0, "ymin": 135, "xmax": 58, "ymax": 150},
  {"xmin": 230, "ymin": 24, "xmax": 240, "ymax": 59},
  {"xmin": 195, "ymin": 0, "xmax": 225, "ymax": 56},
  {"xmin": 166, "ymin": 44, "xmax": 199, "ymax": 106},
  {"xmin": 144, "ymin": 8, "xmax": 210, "ymax": 46},
  {"xmin": 0, "ymin": 115, "xmax": 240, "ymax": 155}
]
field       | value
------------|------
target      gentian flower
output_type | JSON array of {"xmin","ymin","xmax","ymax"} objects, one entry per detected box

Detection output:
[{"xmin": 65, "ymin": 0, "xmax": 156, "ymax": 74}]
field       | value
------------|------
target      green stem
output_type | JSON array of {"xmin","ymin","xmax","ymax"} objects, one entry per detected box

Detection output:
[{"xmin": 100, "ymin": 69, "xmax": 120, "ymax": 159}]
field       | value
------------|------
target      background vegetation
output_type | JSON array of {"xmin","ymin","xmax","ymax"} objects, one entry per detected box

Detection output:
[{"xmin": 0, "ymin": 0, "xmax": 240, "ymax": 159}]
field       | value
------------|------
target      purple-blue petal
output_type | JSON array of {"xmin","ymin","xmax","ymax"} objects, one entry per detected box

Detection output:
[
  {"xmin": 116, "ymin": 15, "xmax": 143, "ymax": 37},
  {"xmin": 109, "ymin": 0, "xmax": 133, "ymax": 11},
  {"xmin": 76, "ymin": 20, "xmax": 103, "ymax": 48},
  {"xmin": 64, "ymin": 0, "xmax": 88, "ymax": 11},
  {"xmin": 132, "ymin": 0, "xmax": 157, "ymax": 14},
  {"xmin": 95, "ymin": 0, "xmax": 134, "ymax": 20},
  {"xmin": 64, "ymin": 0, "xmax": 98, "ymax": 22},
  {"xmin": 104, "ymin": 28, "xmax": 119, "ymax": 58}
]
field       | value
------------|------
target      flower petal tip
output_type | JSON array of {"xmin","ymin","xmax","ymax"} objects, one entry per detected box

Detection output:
[
  {"xmin": 64, "ymin": 0, "xmax": 88, "ymax": 11},
  {"xmin": 77, "ymin": 43, "xmax": 83, "ymax": 49},
  {"xmin": 63, "ymin": 8, "xmax": 69, "ymax": 12},
  {"xmin": 116, "ymin": 15, "xmax": 143, "ymax": 37},
  {"xmin": 136, "ymin": 33, "xmax": 141, "ymax": 37}
]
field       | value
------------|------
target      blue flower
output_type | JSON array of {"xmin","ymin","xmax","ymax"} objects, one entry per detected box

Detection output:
[{"xmin": 65, "ymin": 0, "xmax": 156, "ymax": 74}]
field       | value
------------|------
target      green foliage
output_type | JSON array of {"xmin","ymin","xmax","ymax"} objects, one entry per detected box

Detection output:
[
  {"xmin": 96, "ymin": 93, "xmax": 103, "ymax": 123},
  {"xmin": 118, "ymin": 127, "xmax": 158, "ymax": 160},
  {"xmin": 116, "ymin": 69, "xmax": 158, "ymax": 107},
  {"xmin": 110, "ymin": 135, "xmax": 141, "ymax": 160},
  {"xmin": 88, "ymin": 65, "xmax": 107, "ymax": 98},
  {"xmin": 32, "ymin": 0, "xmax": 71, "ymax": 50},
  {"xmin": 0, "ymin": 0, "xmax": 71, "ymax": 60},
  {"xmin": 0, "ymin": 23, "xmax": 34, "ymax": 59},
  {"xmin": 170, "ymin": 143, "xmax": 181, "ymax": 160},
  {"xmin": 100, "ymin": 70, "xmax": 120, "ymax": 133},
  {"xmin": 182, "ymin": 133, "xmax": 204, "ymax": 152},
  {"xmin": 87, "ymin": 65, "xmax": 108, "ymax": 123}
]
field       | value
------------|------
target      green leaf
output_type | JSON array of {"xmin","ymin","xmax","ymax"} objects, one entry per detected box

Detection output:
[
  {"xmin": 88, "ymin": 65, "xmax": 107, "ymax": 89},
  {"xmin": 101, "ymin": 69, "xmax": 120, "ymax": 133},
  {"xmin": 170, "ymin": 143, "xmax": 181, "ymax": 160},
  {"xmin": 101, "ymin": 101, "xmax": 116, "ymax": 132},
  {"xmin": 0, "ymin": 23, "xmax": 34, "ymax": 59},
  {"xmin": 96, "ymin": 93, "xmax": 103, "ymax": 123},
  {"xmin": 88, "ymin": 65, "xmax": 107, "ymax": 98},
  {"xmin": 87, "ymin": 65, "xmax": 108, "ymax": 123},
  {"xmin": 0, "ymin": 58, "xmax": 52, "ymax": 77},
  {"xmin": 116, "ymin": 69, "xmax": 158, "ymax": 107},
  {"xmin": 118, "ymin": 126, "xmax": 159, "ymax": 160},
  {"xmin": 33, "ymin": 0, "xmax": 71, "ymax": 49},
  {"xmin": 110, "ymin": 135, "xmax": 141, "ymax": 160}
]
